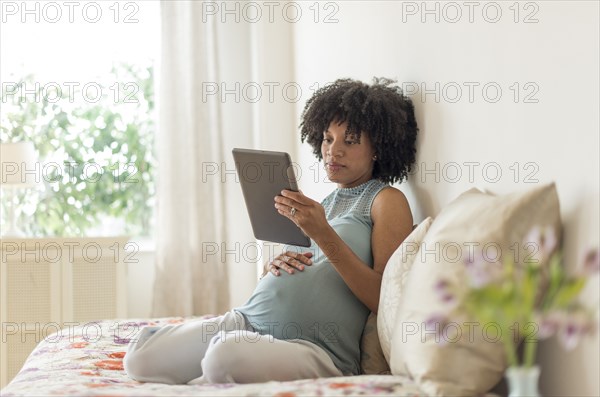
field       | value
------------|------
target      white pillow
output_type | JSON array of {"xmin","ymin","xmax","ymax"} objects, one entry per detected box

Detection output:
[
  {"xmin": 377, "ymin": 217, "xmax": 434, "ymax": 369},
  {"xmin": 392, "ymin": 183, "xmax": 561, "ymax": 396}
]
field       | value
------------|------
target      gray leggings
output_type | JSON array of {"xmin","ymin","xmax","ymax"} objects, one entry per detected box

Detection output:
[{"xmin": 123, "ymin": 309, "xmax": 343, "ymax": 384}]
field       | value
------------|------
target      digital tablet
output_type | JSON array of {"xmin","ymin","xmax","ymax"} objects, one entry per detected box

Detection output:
[{"xmin": 232, "ymin": 148, "xmax": 311, "ymax": 247}]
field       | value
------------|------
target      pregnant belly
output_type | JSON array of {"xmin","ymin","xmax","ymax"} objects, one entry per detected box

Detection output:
[{"xmin": 235, "ymin": 262, "xmax": 367, "ymax": 345}]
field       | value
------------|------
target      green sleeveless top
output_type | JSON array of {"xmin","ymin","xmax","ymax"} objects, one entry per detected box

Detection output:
[{"xmin": 235, "ymin": 178, "xmax": 389, "ymax": 375}]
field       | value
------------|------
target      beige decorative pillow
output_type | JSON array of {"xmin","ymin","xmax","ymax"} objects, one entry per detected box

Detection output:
[
  {"xmin": 392, "ymin": 183, "xmax": 561, "ymax": 396},
  {"xmin": 377, "ymin": 217, "xmax": 434, "ymax": 369},
  {"xmin": 359, "ymin": 312, "xmax": 391, "ymax": 374}
]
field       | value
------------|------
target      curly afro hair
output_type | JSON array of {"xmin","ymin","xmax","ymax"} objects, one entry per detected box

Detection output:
[{"xmin": 299, "ymin": 77, "xmax": 418, "ymax": 184}]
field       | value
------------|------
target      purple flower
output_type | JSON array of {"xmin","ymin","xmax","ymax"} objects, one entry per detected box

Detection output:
[
  {"xmin": 434, "ymin": 279, "xmax": 451, "ymax": 291},
  {"xmin": 433, "ymin": 278, "xmax": 455, "ymax": 304},
  {"xmin": 556, "ymin": 312, "xmax": 597, "ymax": 351},
  {"xmin": 425, "ymin": 313, "xmax": 447, "ymax": 328},
  {"xmin": 582, "ymin": 248, "xmax": 600, "ymax": 275},
  {"xmin": 542, "ymin": 227, "xmax": 558, "ymax": 254},
  {"xmin": 535, "ymin": 311, "xmax": 565, "ymax": 339},
  {"xmin": 463, "ymin": 251, "xmax": 502, "ymax": 288},
  {"xmin": 524, "ymin": 226, "xmax": 557, "ymax": 266},
  {"xmin": 559, "ymin": 322, "xmax": 581, "ymax": 351},
  {"xmin": 424, "ymin": 313, "xmax": 447, "ymax": 344}
]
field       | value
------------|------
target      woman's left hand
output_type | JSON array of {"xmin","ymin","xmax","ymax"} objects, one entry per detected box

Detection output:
[{"xmin": 274, "ymin": 190, "xmax": 330, "ymax": 240}]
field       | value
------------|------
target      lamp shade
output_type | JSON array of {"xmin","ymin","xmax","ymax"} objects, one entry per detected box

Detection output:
[{"xmin": 0, "ymin": 142, "xmax": 39, "ymax": 187}]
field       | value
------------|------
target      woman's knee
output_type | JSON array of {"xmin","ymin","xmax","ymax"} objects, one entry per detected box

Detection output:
[
  {"xmin": 201, "ymin": 332, "xmax": 250, "ymax": 383},
  {"xmin": 124, "ymin": 346, "xmax": 185, "ymax": 384},
  {"xmin": 123, "ymin": 328, "xmax": 166, "ymax": 382},
  {"xmin": 123, "ymin": 348, "xmax": 152, "ymax": 381}
]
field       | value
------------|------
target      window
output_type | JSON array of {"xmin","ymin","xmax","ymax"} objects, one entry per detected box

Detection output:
[{"xmin": 0, "ymin": 1, "xmax": 160, "ymax": 238}]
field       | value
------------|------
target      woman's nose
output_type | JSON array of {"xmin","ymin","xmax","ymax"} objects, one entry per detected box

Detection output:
[{"xmin": 328, "ymin": 139, "xmax": 344, "ymax": 157}]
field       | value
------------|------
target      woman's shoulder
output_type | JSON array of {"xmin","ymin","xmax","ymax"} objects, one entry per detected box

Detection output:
[
  {"xmin": 371, "ymin": 185, "xmax": 412, "ymax": 223},
  {"xmin": 376, "ymin": 184, "xmax": 407, "ymax": 199}
]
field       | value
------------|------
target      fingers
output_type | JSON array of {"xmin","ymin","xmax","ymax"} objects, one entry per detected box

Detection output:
[
  {"xmin": 273, "ymin": 195, "xmax": 303, "ymax": 212},
  {"xmin": 274, "ymin": 191, "xmax": 314, "ymax": 210},
  {"xmin": 274, "ymin": 258, "xmax": 296, "ymax": 274},
  {"xmin": 269, "ymin": 251, "xmax": 313, "ymax": 276},
  {"xmin": 268, "ymin": 263, "xmax": 280, "ymax": 276},
  {"xmin": 286, "ymin": 251, "xmax": 313, "ymax": 267},
  {"xmin": 296, "ymin": 252, "xmax": 313, "ymax": 264},
  {"xmin": 280, "ymin": 189, "xmax": 312, "ymax": 205},
  {"xmin": 275, "ymin": 206, "xmax": 295, "ymax": 220}
]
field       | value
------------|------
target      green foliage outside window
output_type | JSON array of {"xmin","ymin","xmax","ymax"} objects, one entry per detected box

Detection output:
[{"xmin": 0, "ymin": 63, "xmax": 156, "ymax": 237}]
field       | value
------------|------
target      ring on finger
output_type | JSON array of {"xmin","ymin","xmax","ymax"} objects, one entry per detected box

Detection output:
[{"xmin": 290, "ymin": 207, "xmax": 297, "ymax": 216}]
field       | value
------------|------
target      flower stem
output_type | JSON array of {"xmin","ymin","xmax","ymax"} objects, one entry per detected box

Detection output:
[
  {"xmin": 523, "ymin": 337, "xmax": 538, "ymax": 367},
  {"xmin": 503, "ymin": 336, "xmax": 519, "ymax": 367}
]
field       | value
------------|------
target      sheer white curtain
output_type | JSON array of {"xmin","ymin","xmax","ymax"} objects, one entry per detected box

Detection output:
[
  {"xmin": 152, "ymin": 1, "xmax": 297, "ymax": 316},
  {"xmin": 152, "ymin": 1, "xmax": 229, "ymax": 317}
]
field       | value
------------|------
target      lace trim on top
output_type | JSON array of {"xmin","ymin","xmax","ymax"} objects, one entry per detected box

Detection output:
[{"xmin": 321, "ymin": 179, "xmax": 389, "ymax": 226}]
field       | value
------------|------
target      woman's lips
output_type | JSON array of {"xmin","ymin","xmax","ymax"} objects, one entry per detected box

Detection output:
[{"xmin": 326, "ymin": 163, "xmax": 345, "ymax": 172}]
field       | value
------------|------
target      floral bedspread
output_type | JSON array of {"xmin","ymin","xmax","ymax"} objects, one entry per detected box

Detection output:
[{"xmin": 1, "ymin": 315, "xmax": 423, "ymax": 396}]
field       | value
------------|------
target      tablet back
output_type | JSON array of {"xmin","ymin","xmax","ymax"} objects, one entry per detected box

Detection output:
[{"xmin": 232, "ymin": 148, "xmax": 311, "ymax": 247}]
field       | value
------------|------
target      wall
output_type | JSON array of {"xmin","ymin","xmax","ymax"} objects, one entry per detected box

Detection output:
[
  {"xmin": 125, "ymin": 2, "xmax": 598, "ymax": 393},
  {"xmin": 292, "ymin": 1, "xmax": 599, "ymax": 395}
]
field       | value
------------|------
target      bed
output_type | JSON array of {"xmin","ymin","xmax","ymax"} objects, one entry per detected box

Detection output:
[
  {"xmin": 0, "ymin": 314, "xmax": 424, "ymax": 397},
  {"xmin": 3, "ymin": 183, "xmax": 557, "ymax": 396}
]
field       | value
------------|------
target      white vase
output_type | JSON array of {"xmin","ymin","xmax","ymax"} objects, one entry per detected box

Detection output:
[{"xmin": 505, "ymin": 366, "xmax": 541, "ymax": 397}]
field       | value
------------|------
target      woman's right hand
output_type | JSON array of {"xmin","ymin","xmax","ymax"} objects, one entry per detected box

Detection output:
[{"xmin": 262, "ymin": 251, "xmax": 313, "ymax": 277}]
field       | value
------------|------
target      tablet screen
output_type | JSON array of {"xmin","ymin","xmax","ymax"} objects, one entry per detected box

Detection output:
[{"xmin": 232, "ymin": 148, "xmax": 311, "ymax": 247}]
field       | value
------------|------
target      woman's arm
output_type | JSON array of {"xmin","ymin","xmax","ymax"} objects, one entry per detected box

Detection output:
[{"xmin": 276, "ymin": 188, "xmax": 413, "ymax": 314}]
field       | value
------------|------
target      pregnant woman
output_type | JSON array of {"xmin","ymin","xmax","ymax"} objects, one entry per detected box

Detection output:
[{"xmin": 124, "ymin": 77, "xmax": 418, "ymax": 384}]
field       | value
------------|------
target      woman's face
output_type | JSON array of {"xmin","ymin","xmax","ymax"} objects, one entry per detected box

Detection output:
[{"xmin": 321, "ymin": 120, "xmax": 376, "ymax": 189}]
